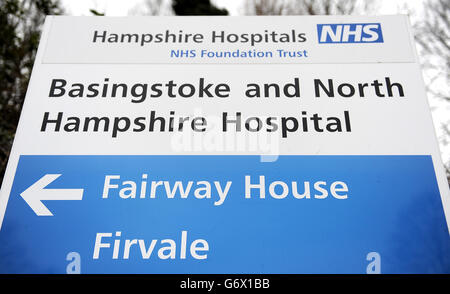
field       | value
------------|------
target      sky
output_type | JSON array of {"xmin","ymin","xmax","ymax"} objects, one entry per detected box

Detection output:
[
  {"xmin": 61, "ymin": 0, "xmax": 424, "ymax": 16},
  {"xmin": 61, "ymin": 0, "xmax": 240, "ymax": 16}
]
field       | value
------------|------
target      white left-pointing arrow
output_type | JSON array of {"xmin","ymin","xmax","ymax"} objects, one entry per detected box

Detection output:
[{"xmin": 20, "ymin": 174, "xmax": 84, "ymax": 216}]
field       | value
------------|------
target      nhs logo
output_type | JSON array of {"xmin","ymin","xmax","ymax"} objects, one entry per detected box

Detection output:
[{"xmin": 317, "ymin": 23, "xmax": 383, "ymax": 43}]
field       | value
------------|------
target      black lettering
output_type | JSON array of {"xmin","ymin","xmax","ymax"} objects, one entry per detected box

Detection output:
[
  {"xmin": 49, "ymin": 79, "xmax": 67, "ymax": 97},
  {"xmin": 41, "ymin": 112, "xmax": 63, "ymax": 131}
]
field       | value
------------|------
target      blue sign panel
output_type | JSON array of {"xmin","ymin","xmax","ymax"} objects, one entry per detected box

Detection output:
[
  {"xmin": 317, "ymin": 23, "xmax": 384, "ymax": 43},
  {"xmin": 0, "ymin": 155, "xmax": 449, "ymax": 273}
]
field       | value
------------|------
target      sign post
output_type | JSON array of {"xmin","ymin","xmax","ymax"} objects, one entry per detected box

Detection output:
[{"xmin": 0, "ymin": 16, "xmax": 449, "ymax": 274}]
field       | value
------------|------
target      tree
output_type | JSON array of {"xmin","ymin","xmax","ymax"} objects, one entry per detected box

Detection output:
[
  {"xmin": 0, "ymin": 0, "xmax": 62, "ymax": 183},
  {"xmin": 172, "ymin": 0, "xmax": 228, "ymax": 15},
  {"xmin": 89, "ymin": 9, "xmax": 105, "ymax": 16},
  {"xmin": 414, "ymin": 0, "xmax": 450, "ymax": 183},
  {"xmin": 415, "ymin": 0, "xmax": 450, "ymax": 102},
  {"xmin": 130, "ymin": 0, "xmax": 228, "ymax": 16}
]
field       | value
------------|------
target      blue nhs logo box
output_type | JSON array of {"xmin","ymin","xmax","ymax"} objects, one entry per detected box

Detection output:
[{"xmin": 317, "ymin": 23, "xmax": 383, "ymax": 43}]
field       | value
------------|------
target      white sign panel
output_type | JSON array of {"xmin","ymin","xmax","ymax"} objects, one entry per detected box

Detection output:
[{"xmin": 0, "ymin": 16, "xmax": 449, "ymax": 274}]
